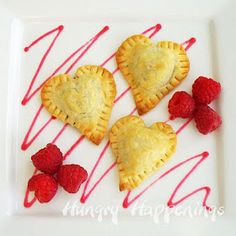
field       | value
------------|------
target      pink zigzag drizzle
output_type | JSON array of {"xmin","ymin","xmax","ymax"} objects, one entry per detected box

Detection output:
[{"xmin": 22, "ymin": 24, "xmax": 206, "ymax": 210}]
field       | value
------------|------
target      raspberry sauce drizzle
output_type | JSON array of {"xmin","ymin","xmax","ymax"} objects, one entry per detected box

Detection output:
[
  {"xmin": 63, "ymin": 135, "xmax": 85, "ymax": 160},
  {"xmin": 22, "ymin": 25, "xmax": 64, "ymax": 105},
  {"xmin": 23, "ymin": 169, "xmax": 38, "ymax": 207},
  {"xmin": 21, "ymin": 105, "xmax": 55, "ymax": 150},
  {"xmin": 182, "ymin": 37, "xmax": 196, "ymax": 51},
  {"xmin": 24, "ymin": 189, "xmax": 37, "ymax": 208},
  {"xmin": 122, "ymin": 152, "xmax": 211, "ymax": 210},
  {"xmin": 22, "ymin": 25, "xmax": 202, "ymax": 209},
  {"xmin": 176, "ymin": 117, "xmax": 193, "ymax": 135},
  {"xmin": 51, "ymin": 124, "xmax": 68, "ymax": 144},
  {"xmin": 80, "ymin": 38, "xmax": 199, "ymax": 206}
]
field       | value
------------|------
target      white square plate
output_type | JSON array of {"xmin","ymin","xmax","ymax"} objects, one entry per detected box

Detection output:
[{"xmin": 1, "ymin": 0, "xmax": 236, "ymax": 235}]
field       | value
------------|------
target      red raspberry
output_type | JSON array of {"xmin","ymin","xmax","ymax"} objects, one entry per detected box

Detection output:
[
  {"xmin": 192, "ymin": 76, "xmax": 221, "ymax": 104},
  {"xmin": 28, "ymin": 174, "xmax": 58, "ymax": 203},
  {"xmin": 57, "ymin": 164, "xmax": 88, "ymax": 193},
  {"xmin": 168, "ymin": 91, "xmax": 195, "ymax": 119},
  {"xmin": 194, "ymin": 104, "xmax": 222, "ymax": 135},
  {"xmin": 31, "ymin": 143, "xmax": 63, "ymax": 174}
]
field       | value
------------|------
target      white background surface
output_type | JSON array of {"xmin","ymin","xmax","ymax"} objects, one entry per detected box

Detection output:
[{"xmin": 0, "ymin": 0, "xmax": 236, "ymax": 235}]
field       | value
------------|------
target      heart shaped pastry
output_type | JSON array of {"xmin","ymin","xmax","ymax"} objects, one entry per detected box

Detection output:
[
  {"xmin": 109, "ymin": 116, "xmax": 177, "ymax": 191},
  {"xmin": 41, "ymin": 65, "xmax": 116, "ymax": 145},
  {"xmin": 116, "ymin": 35, "xmax": 190, "ymax": 115}
]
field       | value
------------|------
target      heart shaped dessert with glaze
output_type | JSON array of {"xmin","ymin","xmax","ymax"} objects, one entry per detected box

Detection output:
[
  {"xmin": 109, "ymin": 115, "xmax": 177, "ymax": 191},
  {"xmin": 41, "ymin": 65, "xmax": 116, "ymax": 145},
  {"xmin": 116, "ymin": 35, "xmax": 190, "ymax": 115}
]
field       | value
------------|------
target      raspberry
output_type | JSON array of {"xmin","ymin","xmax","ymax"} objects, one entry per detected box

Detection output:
[
  {"xmin": 31, "ymin": 143, "xmax": 63, "ymax": 174},
  {"xmin": 192, "ymin": 76, "xmax": 221, "ymax": 104},
  {"xmin": 194, "ymin": 104, "xmax": 222, "ymax": 135},
  {"xmin": 168, "ymin": 91, "xmax": 195, "ymax": 119},
  {"xmin": 57, "ymin": 164, "xmax": 88, "ymax": 193},
  {"xmin": 28, "ymin": 174, "xmax": 58, "ymax": 203}
]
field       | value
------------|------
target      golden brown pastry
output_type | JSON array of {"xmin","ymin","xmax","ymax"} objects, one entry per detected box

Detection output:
[
  {"xmin": 41, "ymin": 65, "xmax": 116, "ymax": 145},
  {"xmin": 116, "ymin": 35, "xmax": 190, "ymax": 115},
  {"xmin": 109, "ymin": 115, "xmax": 177, "ymax": 191}
]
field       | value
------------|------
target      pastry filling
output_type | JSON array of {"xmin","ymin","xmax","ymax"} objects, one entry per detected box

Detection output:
[
  {"xmin": 117, "ymin": 124, "xmax": 172, "ymax": 176},
  {"xmin": 53, "ymin": 74, "xmax": 104, "ymax": 126},
  {"xmin": 129, "ymin": 44, "xmax": 176, "ymax": 94}
]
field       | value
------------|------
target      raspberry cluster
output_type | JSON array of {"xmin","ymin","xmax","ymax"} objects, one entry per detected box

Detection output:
[
  {"xmin": 168, "ymin": 76, "xmax": 222, "ymax": 134},
  {"xmin": 28, "ymin": 143, "xmax": 88, "ymax": 203}
]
